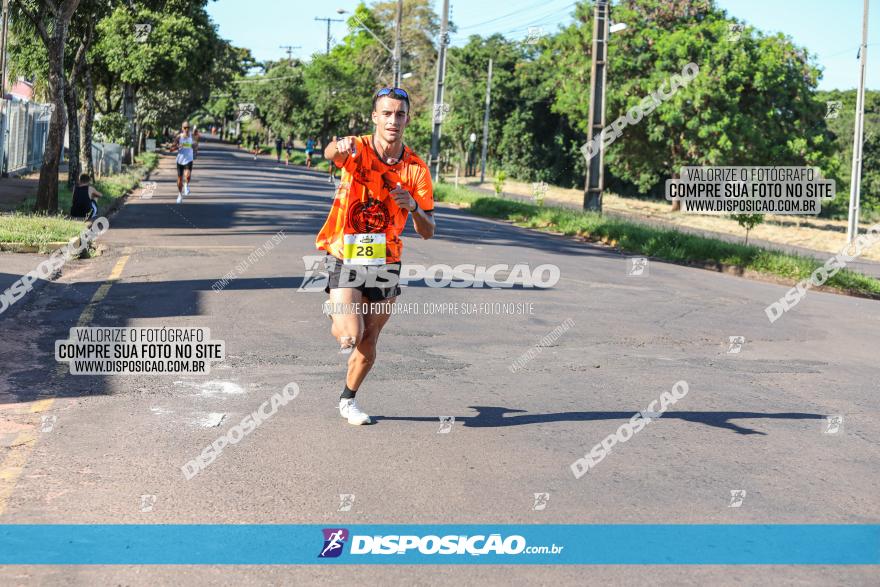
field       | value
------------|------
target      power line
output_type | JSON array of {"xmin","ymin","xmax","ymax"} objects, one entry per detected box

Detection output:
[
  {"xmin": 445, "ymin": 2, "xmax": 576, "ymax": 47},
  {"xmin": 229, "ymin": 75, "xmax": 300, "ymax": 83},
  {"xmin": 493, "ymin": 3, "xmax": 577, "ymax": 36},
  {"xmin": 457, "ymin": 0, "xmax": 574, "ymax": 31},
  {"xmin": 818, "ymin": 41, "xmax": 879, "ymax": 59}
]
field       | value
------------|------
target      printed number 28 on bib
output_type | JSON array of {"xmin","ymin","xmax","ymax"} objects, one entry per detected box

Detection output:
[{"xmin": 343, "ymin": 233, "xmax": 387, "ymax": 266}]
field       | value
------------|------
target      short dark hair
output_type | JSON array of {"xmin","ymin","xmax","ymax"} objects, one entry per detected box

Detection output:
[
  {"xmin": 372, "ymin": 92, "xmax": 410, "ymax": 113},
  {"xmin": 79, "ymin": 173, "xmax": 90, "ymax": 184}
]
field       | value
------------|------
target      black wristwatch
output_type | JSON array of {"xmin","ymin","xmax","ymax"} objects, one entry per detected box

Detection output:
[{"xmin": 411, "ymin": 198, "xmax": 419, "ymax": 212}]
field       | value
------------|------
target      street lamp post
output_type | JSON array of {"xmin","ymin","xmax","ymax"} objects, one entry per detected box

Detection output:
[
  {"xmin": 847, "ymin": 0, "xmax": 870, "ymax": 243},
  {"xmin": 393, "ymin": 0, "xmax": 402, "ymax": 88},
  {"xmin": 479, "ymin": 58, "xmax": 492, "ymax": 184},
  {"xmin": 337, "ymin": 7, "xmax": 401, "ymax": 87},
  {"xmin": 430, "ymin": 0, "xmax": 450, "ymax": 179}
]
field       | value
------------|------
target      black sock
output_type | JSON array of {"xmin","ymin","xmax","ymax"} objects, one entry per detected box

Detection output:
[{"xmin": 340, "ymin": 385, "xmax": 357, "ymax": 400}]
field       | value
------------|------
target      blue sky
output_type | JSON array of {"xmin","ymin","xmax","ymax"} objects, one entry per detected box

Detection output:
[{"xmin": 207, "ymin": 0, "xmax": 878, "ymax": 90}]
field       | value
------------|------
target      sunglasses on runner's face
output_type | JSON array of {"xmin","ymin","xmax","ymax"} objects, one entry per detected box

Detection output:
[{"xmin": 375, "ymin": 87, "xmax": 409, "ymax": 100}]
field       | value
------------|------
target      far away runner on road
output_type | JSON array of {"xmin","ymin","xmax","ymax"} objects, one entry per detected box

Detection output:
[
  {"xmin": 173, "ymin": 120, "xmax": 198, "ymax": 204},
  {"xmin": 315, "ymin": 87, "xmax": 436, "ymax": 426}
]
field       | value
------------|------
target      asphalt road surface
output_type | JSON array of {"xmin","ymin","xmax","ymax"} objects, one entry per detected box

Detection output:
[{"xmin": 1, "ymin": 139, "xmax": 877, "ymax": 585}]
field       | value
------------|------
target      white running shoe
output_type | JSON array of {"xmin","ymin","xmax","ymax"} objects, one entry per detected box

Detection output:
[
  {"xmin": 339, "ymin": 398, "xmax": 371, "ymax": 425},
  {"xmin": 183, "ymin": 182, "xmax": 190, "ymax": 196},
  {"xmin": 176, "ymin": 192, "xmax": 183, "ymax": 204}
]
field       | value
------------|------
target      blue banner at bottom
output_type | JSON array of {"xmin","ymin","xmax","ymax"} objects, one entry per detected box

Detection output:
[{"xmin": 0, "ymin": 525, "xmax": 877, "ymax": 564}]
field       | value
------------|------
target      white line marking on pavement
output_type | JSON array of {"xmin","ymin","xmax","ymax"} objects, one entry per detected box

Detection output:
[
  {"xmin": 197, "ymin": 413, "xmax": 226, "ymax": 428},
  {"xmin": 174, "ymin": 380, "xmax": 246, "ymax": 397}
]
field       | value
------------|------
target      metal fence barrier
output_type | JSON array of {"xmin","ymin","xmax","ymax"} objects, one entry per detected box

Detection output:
[
  {"xmin": 0, "ymin": 98, "xmax": 53, "ymax": 176},
  {"xmin": 91, "ymin": 142, "xmax": 122, "ymax": 177}
]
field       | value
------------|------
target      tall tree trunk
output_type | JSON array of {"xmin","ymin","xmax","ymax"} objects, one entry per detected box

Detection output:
[
  {"xmin": 65, "ymin": 35, "xmax": 88, "ymax": 188},
  {"xmin": 23, "ymin": 0, "xmax": 81, "ymax": 213},
  {"xmin": 35, "ymin": 36, "xmax": 68, "ymax": 213},
  {"xmin": 133, "ymin": 86, "xmax": 141, "ymax": 157},
  {"xmin": 79, "ymin": 62, "xmax": 95, "ymax": 178},
  {"xmin": 122, "ymin": 82, "xmax": 135, "ymax": 164},
  {"xmin": 65, "ymin": 80, "xmax": 80, "ymax": 188}
]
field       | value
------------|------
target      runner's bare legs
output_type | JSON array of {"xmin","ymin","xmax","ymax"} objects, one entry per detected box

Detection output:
[{"xmin": 328, "ymin": 288, "xmax": 394, "ymax": 389}]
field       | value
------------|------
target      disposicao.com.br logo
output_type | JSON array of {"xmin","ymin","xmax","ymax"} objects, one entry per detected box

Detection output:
[
  {"xmin": 318, "ymin": 528, "xmax": 563, "ymax": 558},
  {"xmin": 298, "ymin": 255, "xmax": 560, "ymax": 292}
]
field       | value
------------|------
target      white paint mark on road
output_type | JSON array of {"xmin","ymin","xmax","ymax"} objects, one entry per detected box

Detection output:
[
  {"xmin": 200, "ymin": 381, "xmax": 245, "ymax": 396},
  {"xmin": 198, "ymin": 412, "xmax": 226, "ymax": 427},
  {"xmin": 174, "ymin": 380, "xmax": 246, "ymax": 397},
  {"xmin": 559, "ymin": 276, "xmax": 650, "ymax": 291}
]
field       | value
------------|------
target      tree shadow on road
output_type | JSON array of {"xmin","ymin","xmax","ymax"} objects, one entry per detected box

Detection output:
[{"xmin": 376, "ymin": 407, "xmax": 828, "ymax": 435}]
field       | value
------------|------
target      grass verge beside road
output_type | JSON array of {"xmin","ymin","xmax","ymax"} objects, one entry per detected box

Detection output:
[
  {"xmin": 434, "ymin": 184, "xmax": 880, "ymax": 299},
  {"xmin": 0, "ymin": 153, "xmax": 158, "ymax": 252}
]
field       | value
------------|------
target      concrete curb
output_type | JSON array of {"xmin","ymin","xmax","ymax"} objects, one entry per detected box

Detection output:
[{"xmin": 0, "ymin": 242, "xmax": 68, "ymax": 253}]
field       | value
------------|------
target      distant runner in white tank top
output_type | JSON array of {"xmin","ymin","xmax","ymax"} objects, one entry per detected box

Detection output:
[{"xmin": 173, "ymin": 121, "xmax": 198, "ymax": 204}]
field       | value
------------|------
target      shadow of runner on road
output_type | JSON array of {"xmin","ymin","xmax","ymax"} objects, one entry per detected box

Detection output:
[{"xmin": 376, "ymin": 408, "xmax": 827, "ymax": 435}]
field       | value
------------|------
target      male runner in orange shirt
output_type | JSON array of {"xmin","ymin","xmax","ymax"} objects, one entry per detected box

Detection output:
[{"xmin": 316, "ymin": 87, "xmax": 436, "ymax": 425}]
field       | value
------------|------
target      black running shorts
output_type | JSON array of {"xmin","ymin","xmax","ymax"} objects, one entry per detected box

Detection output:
[
  {"xmin": 324, "ymin": 254, "xmax": 402, "ymax": 302},
  {"xmin": 176, "ymin": 161, "xmax": 193, "ymax": 177}
]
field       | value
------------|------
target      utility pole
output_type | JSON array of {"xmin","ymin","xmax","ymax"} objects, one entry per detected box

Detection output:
[
  {"xmin": 847, "ymin": 0, "xmax": 870, "ymax": 243},
  {"xmin": 279, "ymin": 45, "xmax": 301, "ymax": 62},
  {"xmin": 480, "ymin": 59, "xmax": 493, "ymax": 184},
  {"xmin": 583, "ymin": 0, "xmax": 609, "ymax": 212},
  {"xmin": 393, "ymin": 0, "xmax": 403, "ymax": 87},
  {"xmin": 315, "ymin": 17, "xmax": 343, "ymax": 55},
  {"xmin": 429, "ymin": 0, "xmax": 449, "ymax": 178}
]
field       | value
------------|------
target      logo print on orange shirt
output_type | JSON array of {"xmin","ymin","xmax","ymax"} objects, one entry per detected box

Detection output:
[
  {"xmin": 353, "ymin": 166, "xmax": 372, "ymax": 187},
  {"xmin": 348, "ymin": 198, "xmax": 390, "ymax": 233}
]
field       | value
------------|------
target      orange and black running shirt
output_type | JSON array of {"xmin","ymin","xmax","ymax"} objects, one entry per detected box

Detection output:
[{"xmin": 315, "ymin": 135, "xmax": 434, "ymax": 265}]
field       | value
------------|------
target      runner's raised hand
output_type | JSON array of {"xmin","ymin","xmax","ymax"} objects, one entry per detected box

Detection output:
[
  {"xmin": 335, "ymin": 136, "xmax": 358, "ymax": 158},
  {"xmin": 391, "ymin": 182, "xmax": 416, "ymax": 211}
]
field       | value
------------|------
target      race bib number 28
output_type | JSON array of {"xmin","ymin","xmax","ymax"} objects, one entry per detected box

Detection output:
[{"xmin": 343, "ymin": 233, "xmax": 386, "ymax": 266}]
